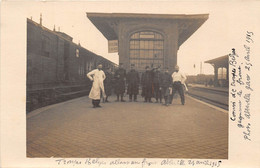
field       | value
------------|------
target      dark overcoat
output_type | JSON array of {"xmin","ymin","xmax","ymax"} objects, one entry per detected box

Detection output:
[
  {"xmin": 104, "ymin": 71, "xmax": 113, "ymax": 96},
  {"xmin": 160, "ymin": 72, "xmax": 173, "ymax": 96},
  {"xmin": 114, "ymin": 68, "xmax": 126, "ymax": 94},
  {"xmin": 126, "ymin": 69, "xmax": 140, "ymax": 95},
  {"xmin": 141, "ymin": 70, "xmax": 153, "ymax": 98}
]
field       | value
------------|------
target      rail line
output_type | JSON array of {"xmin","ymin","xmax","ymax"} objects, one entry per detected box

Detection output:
[{"xmin": 187, "ymin": 87, "xmax": 229, "ymax": 110}]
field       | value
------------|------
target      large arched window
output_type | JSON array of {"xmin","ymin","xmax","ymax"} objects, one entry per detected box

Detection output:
[{"xmin": 129, "ymin": 31, "xmax": 164, "ymax": 71}]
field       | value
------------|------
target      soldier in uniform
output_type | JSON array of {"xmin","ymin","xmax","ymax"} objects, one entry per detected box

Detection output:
[
  {"xmin": 103, "ymin": 67, "xmax": 113, "ymax": 103},
  {"xmin": 114, "ymin": 63, "xmax": 126, "ymax": 102},
  {"xmin": 126, "ymin": 64, "xmax": 140, "ymax": 102},
  {"xmin": 160, "ymin": 68, "xmax": 172, "ymax": 106},
  {"xmin": 153, "ymin": 67, "xmax": 162, "ymax": 103},
  {"xmin": 141, "ymin": 66, "xmax": 153, "ymax": 102}
]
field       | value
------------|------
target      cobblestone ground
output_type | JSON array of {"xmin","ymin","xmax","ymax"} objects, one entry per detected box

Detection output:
[{"xmin": 27, "ymin": 95, "xmax": 228, "ymax": 159}]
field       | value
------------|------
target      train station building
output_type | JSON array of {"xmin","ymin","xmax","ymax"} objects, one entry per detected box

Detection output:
[
  {"xmin": 205, "ymin": 55, "xmax": 229, "ymax": 87},
  {"xmin": 87, "ymin": 13, "xmax": 208, "ymax": 72}
]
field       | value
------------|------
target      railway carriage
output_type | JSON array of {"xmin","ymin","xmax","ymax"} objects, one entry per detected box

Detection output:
[{"xmin": 26, "ymin": 18, "xmax": 117, "ymax": 112}]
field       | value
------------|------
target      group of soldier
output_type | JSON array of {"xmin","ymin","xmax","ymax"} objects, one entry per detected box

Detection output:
[{"xmin": 87, "ymin": 63, "xmax": 187, "ymax": 108}]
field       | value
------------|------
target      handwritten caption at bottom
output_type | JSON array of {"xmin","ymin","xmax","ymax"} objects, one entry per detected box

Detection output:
[{"xmin": 55, "ymin": 158, "xmax": 222, "ymax": 167}]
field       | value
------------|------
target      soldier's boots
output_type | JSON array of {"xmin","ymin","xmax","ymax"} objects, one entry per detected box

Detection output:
[
  {"xmin": 105, "ymin": 97, "xmax": 109, "ymax": 103},
  {"xmin": 121, "ymin": 95, "xmax": 125, "ymax": 102},
  {"xmin": 116, "ymin": 95, "xmax": 120, "ymax": 102},
  {"xmin": 129, "ymin": 95, "xmax": 132, "ymax": 102},
  {"xmin": 134, "ymin": 95, "xmax": 137, "ymax": 102}
]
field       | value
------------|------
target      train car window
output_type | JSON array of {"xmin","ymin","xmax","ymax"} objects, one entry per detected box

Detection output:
[
  {"xmin": 41, "ymin": 35, "xmax": 50, "ymax": 57},
  {"xmin": 76, "ymin": 49, "xmax": 79, "ymax": 58}
]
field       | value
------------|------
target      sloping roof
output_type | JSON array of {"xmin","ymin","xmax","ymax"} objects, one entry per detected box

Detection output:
[
  {"xmin": 27, "ymin": 18, "xmax": 74, "ymax": 42},
  {"xmin": 205, "ymin": 55, "xmax": 228, "ymax": 66},
  {"xmin": 87, "ymin": 12, "xmax": 209, "ymax": 46}
]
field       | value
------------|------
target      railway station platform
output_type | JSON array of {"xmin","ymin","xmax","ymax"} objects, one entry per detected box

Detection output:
[{"xmin": 27, "ymin": 94, "xmax": 228, "ymax": 159}]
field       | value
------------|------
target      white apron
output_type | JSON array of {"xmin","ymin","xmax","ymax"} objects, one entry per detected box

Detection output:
[{"xmin": 87, "ymin": 69, "xmax": 106, "ymax": 100}]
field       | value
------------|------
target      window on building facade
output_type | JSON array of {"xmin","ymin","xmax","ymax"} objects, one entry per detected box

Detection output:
[
  {"xmin": 129, "ymin": 31, "xmax": 164, "ymax": 71},
  {"xmin": 218, "ymin": 67, "xmax": 227, "ymax": 80}
]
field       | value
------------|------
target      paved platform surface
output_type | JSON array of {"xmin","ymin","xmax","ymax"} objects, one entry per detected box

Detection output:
[{"xmin": 27, "ymin": 95, "xmax": 228, "ymax": 159}]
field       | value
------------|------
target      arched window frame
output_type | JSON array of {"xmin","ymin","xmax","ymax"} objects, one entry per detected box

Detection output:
[{"xmin": 129, "ymin": 31, "xmax": 164, "ymax": 71}]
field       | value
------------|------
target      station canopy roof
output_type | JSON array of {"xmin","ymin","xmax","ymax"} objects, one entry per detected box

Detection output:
[
  {"xmin": 205, "ymin": 55, "xmax": 229, "ymax": 67},
  {"xmin": 87, "ymin": 13, "xmax": 209, "ymax": 47}
]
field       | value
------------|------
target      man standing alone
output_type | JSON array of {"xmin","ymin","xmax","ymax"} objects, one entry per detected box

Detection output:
[
  {"xmin": 114, "ymin": 63, "xmax": 126, "ymax": 102},
  {"xmin": 126, "ymin": 64, "xmax": 140, "ymax": 102},
  {"xmin": 87, "ymin": 64, "xmax": 106, "ymax": 108},
  {"xmin": 171, "ymin": 65, "xmax": 186, "ymax": 105}
]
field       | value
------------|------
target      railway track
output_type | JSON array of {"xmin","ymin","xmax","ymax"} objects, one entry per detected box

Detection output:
[{"xmin": 187, "ymin": 87, "xmax": 229, "ymax": 111}]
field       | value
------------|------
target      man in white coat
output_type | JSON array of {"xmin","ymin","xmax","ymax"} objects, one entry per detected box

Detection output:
[{"xmin": 87, "ymin": 64, "xmax": 106, "ymax": 108}]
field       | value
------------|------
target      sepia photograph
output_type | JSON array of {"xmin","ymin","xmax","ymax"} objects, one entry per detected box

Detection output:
[
  {"xmin": 1, "ymin": 1, "xmax": 260, "ymax": 168},
  {"xmin": 26, "ymin": 6, "xmax": 228, "ymax": 159}
]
